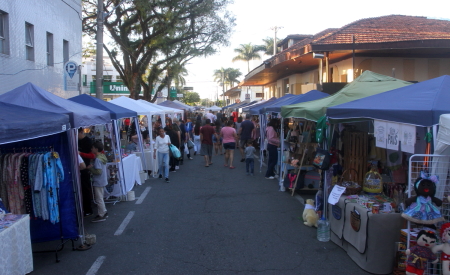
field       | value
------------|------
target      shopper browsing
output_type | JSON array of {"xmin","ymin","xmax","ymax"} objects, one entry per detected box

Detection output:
[{"xmin": 87, "ymin": 141, "xmax": 108, "ymax": 223}]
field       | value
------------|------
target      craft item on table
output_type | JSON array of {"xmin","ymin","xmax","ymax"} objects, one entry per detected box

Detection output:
[
  {"xmin": 363, "ymin": 161, "xmax": 383, "ymax": 194},
  {"xmin": 432, "ymin": 223, "xmax": 450, "ymax": 275},
  {"xmin": 290, "ymin": 158, "xmax": 300, "ymax": 168},
  {"xmin": 405, "ymin": 230, "xmax": 438, "ymax": 275},
  {"xmin": 303, "ymin": 199, "xmax": 319, "ymax": 227},
  {"xmin": 304, "ymin": 170, "xmax": 320, "ymax": 189},
  {"xmin": 402, "ymin": 172, "xmax": 444, "ymax": 225}
]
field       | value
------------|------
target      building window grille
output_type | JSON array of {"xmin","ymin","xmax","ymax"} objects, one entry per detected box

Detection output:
[
  {"xmin": 46, "ymin": 32, "xmax": 54, "ymax": 66},
  {"xmin": 63, "ymin": 40, "xmax": 69, "ymax": 63},
  {"xmin": 0, "ymin": 11, "xmax": 9, "ymax": 55},
  {"xmin": 25, "ymin": 22, "xmax": 34, "ymax": 61}
]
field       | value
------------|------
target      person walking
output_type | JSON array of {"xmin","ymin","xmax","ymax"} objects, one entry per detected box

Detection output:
[
  {"xmin": 238, "ymin": 114, "xmax": 255, "ymax": 162},
  {"xmin": 164, "ymin": 124, "xmax": 180, "ymax": 172},
  {"xmin": 213, "ymin": 123, "xmax": 223, "ymax": 156},
  {"xmin": 153, "ymin": 127, "xmax": 171, "ymax": 183},
  {"xmin": 200, "ymin": 119, "xmax": 215, "ymax": 167},
  {"xmin": 193, "ymin": 121, "xmax": 201, "ymax": 155},
  {"xmin": 265, "ymin": 118, "xmax": 280, "ymax": 179},
  {"xmin": 244, "ymin": 140, "xmax": 256, "ymax": 176},
  {"xmin": 220, "ymin": 120, "xmax": 238, "ymax": 169}
]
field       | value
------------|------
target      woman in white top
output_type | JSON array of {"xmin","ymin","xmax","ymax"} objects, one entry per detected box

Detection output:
[{"xmin": 153, "ymin": 128, "xmax": 171, "ymax": 182}]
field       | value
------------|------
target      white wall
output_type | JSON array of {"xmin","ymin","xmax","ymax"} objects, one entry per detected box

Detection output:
[{"xmin": 0, "ymin": 0, "xmax": 82, "ymax": 98}]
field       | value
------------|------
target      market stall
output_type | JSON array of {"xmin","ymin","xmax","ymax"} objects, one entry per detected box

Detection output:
[
  {"xmin": 0, "ymin": 83, "xmax": 111, "ymax": 263},
  {"xmin": 69, "ymin": 94, "xmax": 139, "ymax": 200},
  {"xmin": 324, "ymin": 75, "xmax": 450, "ymax": 274}
]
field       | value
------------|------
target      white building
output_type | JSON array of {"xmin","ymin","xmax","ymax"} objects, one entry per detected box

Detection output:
[
  {"xmin": 0, "ymin": 0, "xmax": 82, "ymax": 98},
  {"xmin": 82, "ymin": 54, "xmax": 170, "ymax": 101}
]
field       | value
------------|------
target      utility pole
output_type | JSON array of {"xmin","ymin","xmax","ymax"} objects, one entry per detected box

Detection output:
[
  {"xmin": 95, "ymin": 0, "xmax": 104, "ymax": 99},
  {"xmin": 222, "ymin": 71, "xmax": 225, "ymax": 107},
  {"xmin": 270, "ymin": 26, "xmax": 283, "ymax": 55}
]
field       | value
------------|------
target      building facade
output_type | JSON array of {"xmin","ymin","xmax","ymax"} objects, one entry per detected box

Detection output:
[
  {"xmin": 0, "ymin": 0, "xmax": 82, "ymax": 98},
  {"xmin": 242, "ymin": 15, "xmax": 450, "ymax": 99}
]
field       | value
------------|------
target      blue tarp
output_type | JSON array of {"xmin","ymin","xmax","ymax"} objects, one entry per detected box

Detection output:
[
  {"xmin": 264, "ymin": 90, "xmax": 329, "ymax": 113},
  {"xmin": 68, "ymin": 94, "xmax": 137, "ymax": 120},
  {"xmin": 246, "ymin": 97, "xmax": 277, "ymax": 115},
  {"xmin": 0, "ymin": 82, "xmax": 110, "ymax": 128},
  {"xmin": 327, "ymin": 75, "xmax": 450, "ymax": 127},
  {"xmin": 0, "ymin": 101, "xmax": 70, "ymax": 145}
]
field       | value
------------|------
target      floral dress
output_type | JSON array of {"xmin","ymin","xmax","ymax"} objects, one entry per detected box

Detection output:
[{"xmin": 401, "ymin": 196, "xmax": 444, "ymax": 224}]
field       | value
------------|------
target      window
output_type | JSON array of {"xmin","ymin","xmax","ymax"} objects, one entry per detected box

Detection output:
[
  {"xmin": 92, "ymin": 75, "xmax": 96, "ymax": 81},
  {"xmin": 46, "ymin": 32, "xmax": 54, "ymax": 66},
  {"xmin": 63, "ymin": 40, "xmax": 69, "ymax": 63},
  {"xmin": 283, "ymin": 78, "xmax": 289, "ymax": 94},
  {"xmin": 103, "ymin": 75, "xmax": 112, "ymax": 82},
  {"xmin": 115, "ymin": 75, "xmax": 122, "ymax": 82},
  {"xmin": 82, "ymin": 75, "xmax": 87, "ymax": 86},
  {"xmin": 0, "ymin": 10, "xmax": 9, "ymax": 55},
  {"xmin": 25, "ymin": 22, "xmax": 34, "ymax": 61}
]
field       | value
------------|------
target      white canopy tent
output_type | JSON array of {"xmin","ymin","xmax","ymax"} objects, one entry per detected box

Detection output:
[
  {"xmin": 432, "ymin": 114, "xmax": 450, "ymax": 196},
  {"xmin": 205, "ymin": 105, "xmax": 222, "ymax": 112},
  {"xmin": 137, "ymin": 99, "xmax": 184, "ymax": 123}
]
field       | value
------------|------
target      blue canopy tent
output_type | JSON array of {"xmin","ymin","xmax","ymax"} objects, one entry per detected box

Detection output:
[
  {"xmin": 0, "ymin": 83, "xmax": 110, "ymax": 251},
  {"xmin": 264, "ymin": 90, "xmax": 329, "ymax": 113},
  {"xmin": 244, "ymin": 97, "xmax": 277, "ymax": 114},
  {"xmin": 68, "ymin": 94, "xmax": 137, "ymax": 120},
  {"xmin": 327, "ymin": 75, "xmax": 450, "ymax": 127},
  {"xmin": 68, "ymin": 94, "xmax": 139, "ymax": 198},
  {"xmin": 222, "ymin": 102, "xmax": 238, "ymax": 110},
  {"xmin": 0, "ymin": 82, "xmax": 111, "ymax": 128},
  {"xmin": 0, "ymin": 101, "xmax": 70, "ymax": 145},
  {"xmin": 256, "ymin": 94, "xmax": 295, "ymax": 114}
]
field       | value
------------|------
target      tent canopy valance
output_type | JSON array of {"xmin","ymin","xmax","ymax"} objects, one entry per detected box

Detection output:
[
  {"xmin": 109, "ymin": 96, "xmax": 160, "ymax": 117},
  {"xmin": 158, "ymin": 100, "xmax": 189, "ymax": 111},
  {"xmin": 0, "ymin": 101, "xmax": 71, "ymax": 145},
  {"xmin": 138, "ymin": 100, "xmax": 183, "ymax": 114},
  {"xmin": 281, "ymin": 71, "xmax": 412, "ymax": 121},
  {"xmin": 69, "ymin": 94, "xmax": 137, "ymax": 120},
  {"xmin": 327, "ymin": 75, "xmax": 450, "ymax": 127},
  {"xmin": 264, "ymin": 90, "xmax": 328, "ymax": 114},
  {"xmin": 0, "ymin": 82, "xmax": 111, "ymax": 128}
]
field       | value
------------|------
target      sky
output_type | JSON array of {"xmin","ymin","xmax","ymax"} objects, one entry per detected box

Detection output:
[{"xmin": 184, "ymin": 0, "xmax": 450, "ymax": 100}]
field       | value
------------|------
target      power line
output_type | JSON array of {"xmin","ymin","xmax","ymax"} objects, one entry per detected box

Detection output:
[{"xmin": 60, "ymin": 0, "xmax": 82, "ymax": 21}]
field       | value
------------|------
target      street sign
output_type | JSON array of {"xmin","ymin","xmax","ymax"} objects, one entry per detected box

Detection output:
[
  {"xmin": 183, "ymin": 87, "xmax": 193, "ymax": 90},
  {"xmin": 64, "ymin": 61, "xmax": 79, "ymax": 91},
  {"xmin": 170, "ymin": 87, "xmax": 177, "ymax": 97},
  {"xmin": 177, "ymin": 94, "xmax": 183, "ymax": 98}
]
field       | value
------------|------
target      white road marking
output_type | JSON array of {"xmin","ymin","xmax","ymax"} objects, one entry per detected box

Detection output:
[
  {"xmin": 86, "ymin": 256, "xmax": 106, "ymax": 275},
  {"xmin": 135, "ymin": 187, "xmax": 151, "ymax": 205},
  {"xmin": 114, "ymin": 211, "xmax": 135, "ymax": 236}
]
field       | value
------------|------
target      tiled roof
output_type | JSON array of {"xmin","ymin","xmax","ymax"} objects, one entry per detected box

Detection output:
[{"xmin": 315, "ymin": 15, "xmax": 450, "ymax": 45}]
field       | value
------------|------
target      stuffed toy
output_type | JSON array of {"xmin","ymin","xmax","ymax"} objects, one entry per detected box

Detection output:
[
  {"xmin": 432, "ymin": 223, "xmax": 450, "ymax": 275},
  {"xmin": 401, "ymin": 172, "xmax": 444, "ymax": 225},
  {"xmin": 303, "ymin": 199, "xmax": 319, "ymax": 227},
  {"xmin": 406, "ymin": 229, "xmax": 438, "ymax": 275}
]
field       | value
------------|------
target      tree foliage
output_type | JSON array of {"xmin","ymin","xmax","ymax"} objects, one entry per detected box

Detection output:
[
  {"xmin": 213, "ymin": 67, "xmax": 242, "ymax": 91},
  {"xmin": 82, "ymin": 0, "xmax": 235, "ymax": 101},
  {"xmin": 231, "ymin": 43, "xmax": 265, "ymax": 73},
  {"xmin": 183, "ymin": 91, "xmax": 201, "ymax": 105},
  {"xmin": 261, "ymin": 37, "xmax": 280, "ymax": 56}
]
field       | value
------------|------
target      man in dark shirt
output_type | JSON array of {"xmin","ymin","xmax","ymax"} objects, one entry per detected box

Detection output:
[
  {"xmin": 200, "ymin": 119, "xmax": 215, "ymax": 167},
  {"xmin": 238, "ymin": 114, "xmax": 255, "ymax": 162},
  {"xmin": 78, "ymin": 128, "xmax": 94, "ymax": 216}
]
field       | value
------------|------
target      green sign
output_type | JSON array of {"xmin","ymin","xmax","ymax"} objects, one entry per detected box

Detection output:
[
  {"xmin": 170, "ymin": 87, "xmax": 177, "ymax": 98},
  {"xmin": 90, "ymin": 82, "xmax": 141, "ymax": 94}
]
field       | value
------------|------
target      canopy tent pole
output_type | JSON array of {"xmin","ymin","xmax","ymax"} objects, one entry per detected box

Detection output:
[
  {"xmin": 113, "ymin": 120, "xmax": 127, "ymax": 197},
  {"xmin": 134, "ymin": 117, "xmax": 147, "ymax": 170},
  {"xmin": 279, "ymin": 116, "xmax": 285, "ymax": 191}
]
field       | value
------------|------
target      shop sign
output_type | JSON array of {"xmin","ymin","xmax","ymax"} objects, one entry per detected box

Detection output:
[
  {"xmin": 169, "ymin": 87, "xmax": 177, "ymax": 97},
  {"xmin": 177, "ymin": 94, "xmax": 183, "ymax": 98},
  {"xmin": 89, "ymin": 82, "xmax": 141, "ymax": 94},
  {"xmin": 374, "ymin": 120, "xmax": 415, "ymax": 154}
]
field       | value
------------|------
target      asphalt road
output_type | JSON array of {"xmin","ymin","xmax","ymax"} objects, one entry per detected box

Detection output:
[{"xmin": 32, "ymin": 151, "xmax": 372, "ymax": 275}]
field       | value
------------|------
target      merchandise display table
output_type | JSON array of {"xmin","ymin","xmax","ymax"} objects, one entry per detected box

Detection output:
[
  {"xmin": 106, "ymin": 154, "xmax": 144, "ymax": 197},
  {"xmin": 0, "ymin": 214, "xmax": 33, "ymax": 275},
  {"xmin": 328, "ymin": 197, "xmax": 403, "ymax": 274},
  {"xmin": 132, "ymin": 150, "xmax": 156, "ymax": 171}
]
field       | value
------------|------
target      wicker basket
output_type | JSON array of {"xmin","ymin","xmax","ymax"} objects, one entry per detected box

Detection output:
[{"xmin": 338, "ymin": 168, "xmax": 362, "ymax": 195}]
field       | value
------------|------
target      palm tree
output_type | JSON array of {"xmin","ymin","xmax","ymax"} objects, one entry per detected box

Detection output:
[
  {"xmin": 232, "ymin": 43, "xmax": 265, "ymax": 73},
  {"xmin": 261, "ymin": 37, "xmax": 279, "ymax": 56},
  {"xmin": 226, "ymin": 68, "xmax": 242, "ymax": 87}
]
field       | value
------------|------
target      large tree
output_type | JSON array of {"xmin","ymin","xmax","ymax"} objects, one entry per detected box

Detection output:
[
  {"xmin": 261, "ymin": 37, "xmax": 279, "ymax": 56},
  {"xmin": 213, "ymin": 67, "xmax": 242, "ymax": 91},
  {"xmin": 231, "ymin": 43, "xmax": 264, "ymax": 73},
  {"xmin": 82, "ymin": 0, "xmax": 235, "ymax": 101}
]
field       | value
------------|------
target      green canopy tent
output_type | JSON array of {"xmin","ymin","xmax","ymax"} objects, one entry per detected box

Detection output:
[{"xmin": 280, "ymin": 71, "xmax": 412, "ymax": 121}]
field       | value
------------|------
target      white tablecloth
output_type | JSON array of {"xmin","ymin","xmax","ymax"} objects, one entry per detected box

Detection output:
[
  {"xmin": 107, "ymin": 154, "xmax": 144, "ymax": 197},
  {"xmin": 0, "ymin": 214, "xmax": 33, "ymax": 275},
  {"xmin": 132, "ymin": 150, "xmax": 155, "ymax": 171}
]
